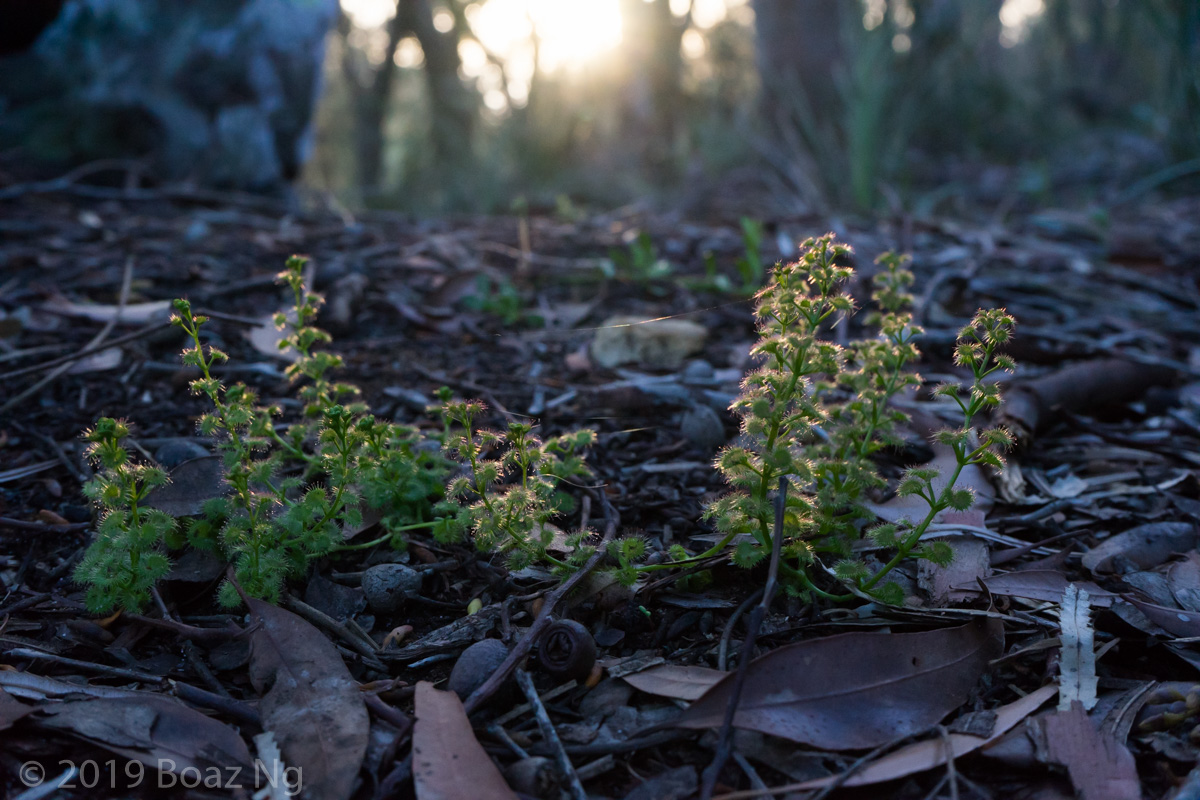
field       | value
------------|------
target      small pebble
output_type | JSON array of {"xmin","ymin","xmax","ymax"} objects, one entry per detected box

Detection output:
[
  {"xmin": 682, "ymin": 359, "xmax": 715, "ymax": 381},
  {"xmin": 362, "ymin": 563, "xmax": 423, "ymax": 614},
  {"xmin": 447, "ymin": 638, "xmax": 510, "ymax": 699},
  {"xmin": 679, "ymin": 403, "xmax": 726, "ymax": 450}
]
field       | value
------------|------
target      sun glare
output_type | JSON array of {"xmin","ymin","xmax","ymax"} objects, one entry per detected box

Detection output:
[
  {"xmin": 472, "ymin": 0, "xmax": 622, "ymax": 72},
  {"xmin": 344, "ymin": 0, "xmax": 623, "ymax": 72}
]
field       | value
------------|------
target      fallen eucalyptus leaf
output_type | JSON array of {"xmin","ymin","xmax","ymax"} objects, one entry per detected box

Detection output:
[
  {"xmin": 790, "ymin": 684, "xmax": 1058, "ymax": 789},
  {"xmin": 866, "ymin": 445, "xmax": 994, "ymax": 525},
  {"xmin": 1041, "ymin": 702, "xmax": 1139, "ymax": 800},
  {"xmin": 44, "ymin": 297, "xmax": 172, "ymax": 324},
  {"xmin": 247, "ymin": 598, "xmax": 368, "ymax": 800},
  {"xmin": 1124, "ymin": 596, "xmax": 1200, "ymax": 638},
  {"xmin": 1082, "ymin": 522, "xmax": 1199, "ymax": 574},
  {"xmin": 968, "ymin": 570, "xmax": 1116, "ymax": 607},
  {"xmin": 245, "ymin": 310, "xmax": 299, "ymax": 362},
  {"xmin": 622, "ymin": 665, "xmax": 725, "ymax": 701},
  {"xmin": 672, "ymin": 618, "xmax": 1004, "ymax": 749},
  {"xmin": 413, "ymin": 682, "xmax": 518, "ymax": 800},
  {"xmin": 36, "ymin": 694, "xmax": 253, "ymax": 775},
  {"xmin": 143, "ymin": 456, "xmax": 227, "ymax": 518}
]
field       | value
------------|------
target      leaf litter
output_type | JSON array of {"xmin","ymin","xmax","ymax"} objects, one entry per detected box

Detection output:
[{"xmin": 4, "ymin": 188, "xmax": 1200, "ymax": 798}]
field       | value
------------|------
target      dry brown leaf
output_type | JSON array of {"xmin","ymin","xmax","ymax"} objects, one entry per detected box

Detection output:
[
  {"xmin": 247, "ymin": 598, "xmax": 369, "ymax": 800},
  {"xmin": 244, "ymin": 311, "xmax": 299, "ymax": 362},
  {"xmin": 412, "ymin": 681, "xmax": 518, "ymax": 800},
  {"xmin": 144, "ymin": 455, "xmax": 227, "ymax": 517},
  {"xmin": 918, "ymin": 535, "xmax": 990, "ymax": 605},
  {"xmin": 622, "ymin": 665, "xmax": 725, "ymax": 701},
  {"xmin": 1082, "ymin": 522, "xmax": 1199, "ymax": 574},
  {"xmin": 970, "ymin": 571, "xmax": 1116, "ymax": 608},
  {"xmin": 866, "ymin": 445, "xmax": 994, "ymax": 525},
  {"xmin": 1124, "ymin": 596, "xmax": 1200, "ymax": 638},
  {"xmin": 787, "ymin": 684, "xmax": 1058, "ymax": 790},
  {"xmin": 36, "ymin": 694, "xmax": 253, "ymax": 776},
  {"xmin": 1042, "ymin": 702, "xmax": 1139, "ymax": 800},
  {"xmin": 1167, "ymin": 553, "xmax": 1200, "ymax": 612},
  {"xmin": 44, "ymin": 297, "xmax": 172, "ymax": 324},
  {"xmin": 672, "ymin": 618, "xmax": 1004, "ymax": 749}
]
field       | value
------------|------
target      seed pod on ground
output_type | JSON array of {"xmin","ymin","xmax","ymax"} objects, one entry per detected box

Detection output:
[{"xmin": 537, "ymin": 619, "xmax": 597, "ymax": 682}]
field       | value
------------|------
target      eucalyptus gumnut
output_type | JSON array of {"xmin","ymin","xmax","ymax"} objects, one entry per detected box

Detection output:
[
  {"xmin": 448, "ymin": 638, "xmax": 510, "ymax": 699},
  {"xmin": 362, "ymin": 563, "xmax": 423, "ymax": 613},
  {"xmin": 537, "ymin": 619, "xmax": 597, "ymax": 682}
]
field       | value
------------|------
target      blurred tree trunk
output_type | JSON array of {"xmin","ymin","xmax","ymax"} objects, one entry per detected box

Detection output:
[
  {"xmin": 753, "ymin": 0, "xmax": 845, "ymax": 127},
  {"xmin": 341, "ymin": 3, "xmax": 405, "ymax": 192},
  {"xmin": 401, "ymin": 0, "xmax": 475, "ymax": 161},
  {"xmin": 618, "ymin": 0, "xmax": 688, "ymax": 180}
]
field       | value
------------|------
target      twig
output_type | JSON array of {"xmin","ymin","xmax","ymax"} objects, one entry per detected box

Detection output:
[
  {"xmin": 462, "ymin": 496, "xmax": 618, "ymax": 715},
  {"xmin": 0, "ymin": 517, "xmax": 90, "ymax": 532},
  {"xmin": 700, "ymin": 477, "xmax": 788, "ymax": 800},
  {"xmin": 8, "ymin": 647, "xmax": 164, "ymax": 684},
  {"xmin": 126, "ymin": 613, "xmax": 244, "ymax": 644},
  {"xmin": 170, "ymin": 679, "xmax": 261, "ymax": 727},
  {"xmin": 364, "ymin": 693, "xmax": 413, "ymax": 738},
  {"xmin": 1, "ymin": 256, "xmax": 133, "ymax": 415},
  {"xmin": 938, "ymin": 724, "xmax": 959, "ymax": 800},
  {"xmin": 0, "ymin": 320, "xmax": 173, "ymax": 383},
  {"xmin": 515, "ymin": 668, "xmax": 587, "ymax": 800},
  {"xmin": 710, "ymin": 738, "xmax": 899, "ymax": 800},
  {"xmin": 282, "ymin": 595, "xmax": 385, "ymax": 669},
  {"xmin": 718, "ymin": 588, "xmax": 764, "ymax": 672}
]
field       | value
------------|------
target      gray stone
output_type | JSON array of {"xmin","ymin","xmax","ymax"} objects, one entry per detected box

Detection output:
[
  {"xmin": 679, "ymin": 403, "xmax": 726, "ymax": 450},
  {"xmin": 0, "ymin": 0, "xmax": 337, "ymax": 189},
  {"xmin": 362, "ymin": 563, "xmax": 423, "ymax": 613}
]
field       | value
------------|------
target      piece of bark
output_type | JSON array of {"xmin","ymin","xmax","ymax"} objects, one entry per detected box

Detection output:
[
  {"xmin": 998, "ymin": 358, "xmax": 1175, "ymax": 447},
  {"xmin": 1040, "ymin": 702, "xmax": 1139, "ymax": 800}
]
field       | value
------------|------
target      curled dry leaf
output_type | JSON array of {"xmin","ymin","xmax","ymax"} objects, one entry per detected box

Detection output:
[
  {"xmin": 622, "ymin": 665, "xmax": 726, "ymax": 701},
  {"xmin": 1081, "ymin": 522, "xmax": 1199, "ymax": 574},
  {"xmin": 412, "ymin": 682, "xmax": 518, "ymax": 800},
  {"xmin": 246, "ymin": 598, "xmax": 368, "ymax": 800},
  {"xmin": 35, "ymin": 694, "xmax": 253, "ymax": 776},
  {"xmin": 672, "ymin": 618, "xmax": 1004, "ymax": 750},
  {"xmin": 967, "ymin": 570, "xmax": 1116, "ymax": 607},
  {"xmin": 43, "ymin": 296, "xmax": 173, "ymax": 324},
  {"xmin": 1123, "ymin": 596, "xmax": 1200, "ymax": 638}
]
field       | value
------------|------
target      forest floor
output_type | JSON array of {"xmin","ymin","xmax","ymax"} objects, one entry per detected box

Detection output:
[{"xmin": 2, "ymin": 174, "xmax": 1200, "ymax": 800}]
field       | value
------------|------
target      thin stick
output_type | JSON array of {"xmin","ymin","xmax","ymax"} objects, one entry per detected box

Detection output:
[
  {"xmin": 700, "ymin": 477, "xmax": 788, "ymax": 799},
  {"xmin": 718, "ymin": 588, "xmax": 764, "ymax": 672},
  {"xmin": 1, "ymin": 257, "xmax": 133, "ymax": 414},
  {"xmin": 516, "ymin": 668, "xmax": 587, "ymax": 800},
  {"xmin": 0, "ymin": 320, "xmax": 173, "ymax": 383},
  {"xmin": 462, "ymin": 497, "xmax": 618, "ymax": 715}
]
